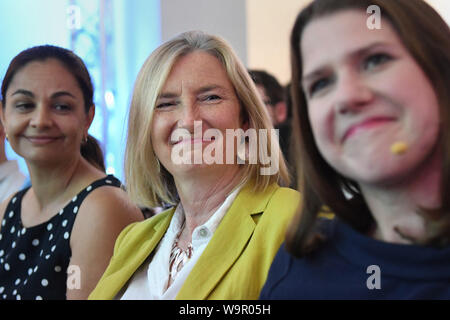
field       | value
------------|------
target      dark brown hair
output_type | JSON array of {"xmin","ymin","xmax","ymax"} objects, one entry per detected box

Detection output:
[
  {"xmin": 287, "ymin": 0, "xmax": 450, "ymax": 256},
  {"xmin": 1, "ymin": 45, "xmax": 105, "ymax": 172},
  {"xmin": 248, "ymin": 69, "xmax": 285, "ymax": 105}
]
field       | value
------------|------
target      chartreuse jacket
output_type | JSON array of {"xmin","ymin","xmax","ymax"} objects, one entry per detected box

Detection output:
[{"xmin": 88, "ymin": 183, "xmax": 300, "ymax": 300}]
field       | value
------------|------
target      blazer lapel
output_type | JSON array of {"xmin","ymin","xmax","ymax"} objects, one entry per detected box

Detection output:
[
  {"xmin": 176, "ymin": 183, "xmax": 278, "ymax": 299},
  {"xmin": 98, "ymin": 209, "xmax": 175, "ymax": 299}
]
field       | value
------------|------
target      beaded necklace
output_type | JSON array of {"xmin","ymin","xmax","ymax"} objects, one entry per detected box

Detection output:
[{"xmin": 168, "ymin": 220, "xmax": 193, "ymax": 284}]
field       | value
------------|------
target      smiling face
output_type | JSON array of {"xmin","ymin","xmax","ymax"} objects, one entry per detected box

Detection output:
[
  {"xmin": 151, "ymin": 50, "xmax": 246, "ymax": 178},
  {"xmin": 301, "ymin": 10, "xmax": 440, "ymax": 187},
  {"xmin": 2, "ymin": 58, "xmax": 93, "ymax": 165}
]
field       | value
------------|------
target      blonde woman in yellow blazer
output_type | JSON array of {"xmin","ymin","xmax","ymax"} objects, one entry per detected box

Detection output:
[
  {"xmin": 89, "ymin": 31, "xmax": 300, "ymax": 300},
  {"xmin": 90, "ymin": 182, "xmax": 299, "ymax": 299}
]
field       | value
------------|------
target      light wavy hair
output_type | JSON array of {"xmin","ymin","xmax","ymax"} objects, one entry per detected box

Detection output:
[{"xmin": 125, "ymin": 31, "xmax": 290, "ymax": 208}]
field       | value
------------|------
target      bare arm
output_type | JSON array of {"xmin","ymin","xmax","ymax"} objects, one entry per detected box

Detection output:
[{"xmin": 66, "ymin": 186, "xmax": 143, "ymax": 300}]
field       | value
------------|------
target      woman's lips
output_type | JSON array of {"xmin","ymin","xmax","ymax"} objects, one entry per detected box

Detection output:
[
  {"xmin": 342, "ymin": 117, "xmax": 395, "ymax": 142},
  {"xmin": 25, "ymin": 136, "xmax": 61, "ymax": 145},
  {"xmin": 172, "ymin": 137, "xmax": 215, "ymax": 145}
]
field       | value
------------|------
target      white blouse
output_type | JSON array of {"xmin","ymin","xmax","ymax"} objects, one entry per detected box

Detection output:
[{"xmin": 119, "ymin": 186, "xmax": 241, "ymax": 300}]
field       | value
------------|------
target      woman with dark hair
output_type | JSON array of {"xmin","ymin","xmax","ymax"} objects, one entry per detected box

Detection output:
[
  {"xmin": 261, "ymin": 0, "xmax": 450, "ymax": 299},
  {"xmin": 0, "ymin": 45, "xmax": 142, "ymax": 300}
]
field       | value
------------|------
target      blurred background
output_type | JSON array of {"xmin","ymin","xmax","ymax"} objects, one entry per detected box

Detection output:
[{"xmin": 0, "ymin": 0, "xmax": 448, "ymax": 181}]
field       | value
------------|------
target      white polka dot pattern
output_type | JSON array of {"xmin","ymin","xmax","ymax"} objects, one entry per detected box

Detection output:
[{"xmin": 0, "ymin": 175, "xmax": 121, "ymax": 300}]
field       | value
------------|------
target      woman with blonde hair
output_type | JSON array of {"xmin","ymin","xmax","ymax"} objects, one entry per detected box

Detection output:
[{"xmin": 89, "ymin": 31, "xmax": 300, "ymax": 300}]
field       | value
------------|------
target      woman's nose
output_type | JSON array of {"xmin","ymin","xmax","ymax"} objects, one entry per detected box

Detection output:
[
  {"xmin": 333, "ymin": 72, "xmax": 374, "ymax": 115},
  {"xmin": 176, "ymin": 100, "xmax": 201, "ymax": 132},
  {"xmin": 30, "ymin": 105, "xmax": 52, "ymax": 129}
]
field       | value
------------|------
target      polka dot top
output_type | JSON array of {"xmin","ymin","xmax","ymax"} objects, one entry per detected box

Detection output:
[{"xmin": 0, "ymin": 175, "xmax": 121, "ymax": 300}]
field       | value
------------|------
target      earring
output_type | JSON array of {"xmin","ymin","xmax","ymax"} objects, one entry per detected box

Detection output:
[{"xmin": 5, "ymin": 134, "xmax": 8, "ymax": 141}]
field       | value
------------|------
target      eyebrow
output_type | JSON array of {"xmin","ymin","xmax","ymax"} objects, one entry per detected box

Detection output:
[
  {"xmin": 195, "ymin": 85, "xmax": 223, "ymax": 95},
  {"xmin": 51, "ymin": 91, "xmax": 76, "ymax": 99},
  {"xmin": 302, "ymin": 42, "xmax": 391, "ymax": 85},
  {"xmin": 157, "ymin": 85, "xmax": 224, "ymax": 99},
  {"xmin": 11, "ymin": 89, "xmax": 34, "ymax": 98},
  {"xmin": 10, "ymin": 89, "xmax": 76, "ymax": 99}
]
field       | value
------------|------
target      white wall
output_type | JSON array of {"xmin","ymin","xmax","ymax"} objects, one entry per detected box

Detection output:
[
  {"xmin": 246, "ymin": 0, "xmax": 311, "ymax": 85},
  {"xmin": 160, "ymin": 0, "xmax": 247, "ymax": 64},
  {"xmin": 425, "ymin": 0, "xmax": 450, "ymax": 24}
]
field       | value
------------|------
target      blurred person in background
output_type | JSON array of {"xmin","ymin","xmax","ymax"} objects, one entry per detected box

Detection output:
[{"xmin": 249, "ymin": 70, "xmax": 294, "ymax": 185}]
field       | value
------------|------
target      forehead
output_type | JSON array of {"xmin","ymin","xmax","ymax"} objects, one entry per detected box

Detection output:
[
  {"xmin": 6, "ymin": 59, "xmax": 81, "ymax": 96},
  {"xmin": 301, "ymin": 10, "xmax": 401, "ymax": 75},
  {"xmin": 161, "ymin": 51, "xmax": 234, "ymax": 91}
]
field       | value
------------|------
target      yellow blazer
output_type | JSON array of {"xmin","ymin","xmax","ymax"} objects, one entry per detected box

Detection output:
[{"xmin": 89, "ymin": 183, "xmax": 300, "ymax": 300}]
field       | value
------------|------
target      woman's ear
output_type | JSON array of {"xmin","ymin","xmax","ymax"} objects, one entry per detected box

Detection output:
[
  {"xmin": 242, "ymin": 119, "xmax": 249, "ymax": 131},
  {"xmin": 85, "ymin": 105, "xmax": 95, "ymax": 131},
  {"xmin": 0, "ymin": 101, "xmax": 4, "ymax": 124},
  {"xmin": 0, "ymin": 101, "xmax": 7, "ymax": 135}
]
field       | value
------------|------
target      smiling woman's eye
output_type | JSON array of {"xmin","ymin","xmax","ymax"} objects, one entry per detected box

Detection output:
[
  {"xmin": 54, "ymin": 104, "xmax": 71, "ymax": 112},
  {"xmin": 155, "ymin": 101, "xmax": 176, "ymax": 109},
  {"xmin": 15, "ymin": 102, "xmax": 34, "ymax": 111},
  {"xmin": 202, "ymin": 94, "xmax": 221, "ymax": 103},
  {"xmin": 363, "ymin": 53, "xmax": 393, "ymax": 71}
]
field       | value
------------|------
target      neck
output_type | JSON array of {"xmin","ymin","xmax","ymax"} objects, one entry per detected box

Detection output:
[
  {"xmin": 360, "ymin": 149, "xmax": 442, "ymax": 244},
  {"xmin": 26, "ymin": 155, "xmax": 92, "ymax": 210},
  {"xmin": 174, "ymin": 165, "xmax": 243, "ymax": 236}
]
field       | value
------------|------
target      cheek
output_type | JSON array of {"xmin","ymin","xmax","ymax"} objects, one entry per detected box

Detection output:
[
  {"xmin": 307, "ymin": 104, "xmax": 341, "ymax": 169},
  {"xmin": 150, "ymin": 115, "xmax": 172, "ymax": 154},
  {"xmin": 224, "ymin": 104, "xmax": 245, "ymax": 129},
  {"xmin": 308, "ymin": 105, "xmax": 330, "ymax": 149},
  {"xmin": 4, "ymin": 116, "xmax": 26, "ymax": 136},
  {"xmin": 388, "ymin": 64, "xmax": 441, "ymax": 142}
]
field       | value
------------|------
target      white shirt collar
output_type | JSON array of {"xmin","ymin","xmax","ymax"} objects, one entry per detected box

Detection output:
[
  {"xmin": 170, "ymin": 185, "xmax": 242, "ymax": 248},
  {"xmin": 119, "ymin": 184, "xmax": 243, "ymax": 300}
]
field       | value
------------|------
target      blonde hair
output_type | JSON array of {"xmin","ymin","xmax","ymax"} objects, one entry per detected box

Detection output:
[{"xmin": 125, "ymin": 31, "xmax": 290, "ymax": 208}]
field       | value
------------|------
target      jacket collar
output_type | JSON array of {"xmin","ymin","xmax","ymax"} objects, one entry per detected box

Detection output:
[
  {"xmin": 176, "ymin": 182, "xmax": 279, "ymax": 299},
  {"xmin": 100, "ymin": 182, "xmax": 279, "ymax": 299}
]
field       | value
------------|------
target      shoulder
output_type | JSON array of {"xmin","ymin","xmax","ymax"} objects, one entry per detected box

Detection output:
[
  {"xmin": 268, "ymin": 243, "xmax": 294, "ymax": 273},
  {"xmin": 261, "ymin": 186, "xmax": 301, "ymax": 220},
  {"xmin": 113, "ymin": 208, "xmax": 175, "ymax": 251},
  {"xmin": 270, "ymin": 186, "xmax": 301, "ymax": 205},
  {"xmin": 70, "ymin": 183, "xmax": 144, "ymax": 247},
  {"xmin": 259, "ymin": 243, "xmax": 295, "ymax": 299},
  {"xmin": 78, "ymin": 183, "xmax": 143, "ymax": 223},
  {"xmin": 0, "ymin": 189, "xmax": 26, "ymax": 232}
]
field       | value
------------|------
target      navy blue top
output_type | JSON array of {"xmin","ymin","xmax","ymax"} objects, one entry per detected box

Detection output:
[
  {"xmin": 260, "ymin": 218, "xmax": 450, "ymax": 299},
  {"xmin": 0, "ymin": 175, "xmax": 121, "ymax": 300}
]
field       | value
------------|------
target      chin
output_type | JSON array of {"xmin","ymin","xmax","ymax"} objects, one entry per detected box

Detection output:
[{"xmin": 343, "ymin": 163, "xmax": 418, "ymax": 188}]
